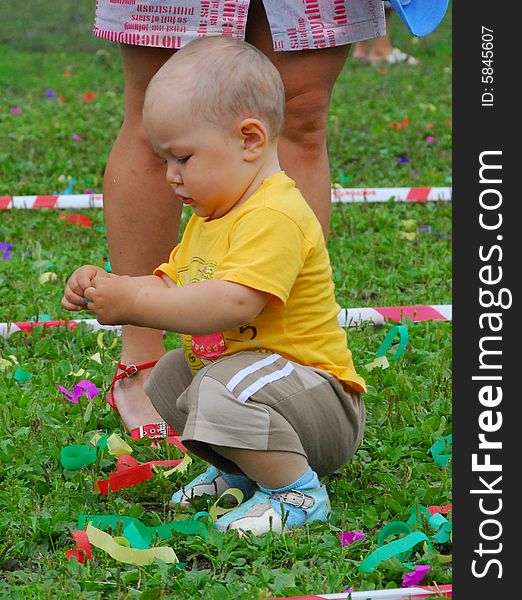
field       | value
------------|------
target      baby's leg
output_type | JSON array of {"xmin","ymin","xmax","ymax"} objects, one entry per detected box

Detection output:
[
  {"xmin": 148, "ymin": 351, "xmax": 363, "ymax": 533},
  {"xmin": 208, "ymin": 447, "xmax": 308, "ymax": 490}
]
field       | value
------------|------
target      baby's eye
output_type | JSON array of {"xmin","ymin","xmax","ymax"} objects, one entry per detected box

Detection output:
[{"xmin": 176, "ymin": 156, "xmax": 191, "ymax": 165}]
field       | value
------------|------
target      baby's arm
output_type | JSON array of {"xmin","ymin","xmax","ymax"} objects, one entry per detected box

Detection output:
[
  {"xmin": 85, "ymin": 276, "xmax": 269, "ymax": 334},
  {"xmin": 62, "ymin": 265, "xmax": 167, "ymax": 312}
]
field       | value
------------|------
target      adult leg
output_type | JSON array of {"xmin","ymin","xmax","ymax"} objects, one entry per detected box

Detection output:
[
  {"xmin": 103, "ymin": 44, "xmax": 181, "ymax": 431},
  {"xmin": 246, "ymin": 0, "xmax": 351, "ymax": 237},
  {"xmin": 367, "ymin": 8, "xmax": 393, "ymax": 61}
]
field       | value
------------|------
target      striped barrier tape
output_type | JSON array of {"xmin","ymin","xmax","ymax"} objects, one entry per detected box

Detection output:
[
  {"xmin": 0, "ymin": 188, "xmax": 451, "ymax": 210},
  {"xmin": 331, "ymin": 187, "xmax": 451, "ymax": 204},
  {"xmin": 269, "ymin": 584, "xmax": 452, "ymax": 599},
  {"xmin": 0, "ymin": 305, "xmax": 451, "ymax": 338}
]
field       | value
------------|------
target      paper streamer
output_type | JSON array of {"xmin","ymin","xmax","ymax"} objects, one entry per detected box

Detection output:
[
  {"xmin": 427, "ymin": 504, "xmax": 452, "ymax": 516},
  {"xmin": 96, "ymin": 330, "xmax": 118, "ymax": 350},
  {"xmin": 339, "ymin": 531, "xmax": 365, "ymax": 546},
  {"xmin": 58, "ymin": 380, "xmax": 100, "ymax": 404},
  {"xmin": 38, "ymin": 272, "xmax": 58, "ymax": 284},
  {"xmin": 359, "ymin": 531, "xmax": 432, "ymax": 573},
  {"xmin": 364, "ymin": 355, "xmax": 389, "ymax": 372},
  {"xmin": 65, "ymin": 530, "xmax": 92, "ymax": 564},
  {"xmin": 209, "ymin": 488, "xmax": 244, "ymax": 521},
  {"xmin": 0, "ymin": 188, "xmax": 451, "ymax": 210},
  {"xmin": 402, "ymin": 565, "xmax": 431, "ymax": 587},
  {"xmin": 85, "ymin": 522, "xmax": 177, "ymax": 566},
  {"xmin": 0, "ymin": 305, "xmax": 452, "ymax": 339},
  {"xmin": 375, "ymin": 325, "xmax": 409, "ymax": 361},
  {"xmin": 407, "ymin": 505, "xmax": 452, "ymax": 544},
  {"xmin": 78, "ymin": 514, "xmax": 207, "ymax": 546},
  {"xmin": 430, "ymin": 435, "xmax": 452, "ymax": 467},
  {"xmin": 61, "ymin": 445, "xmax": 98, "ymax": 470},
  {"xmin": 96, "ymin": 454, "xmax": 190, "ymax": 494},
  {"xmin": 13, "ymin": 367, "xmax": 32, "ymax": 382},
  {"xmin": 106, "ymin": 432, "xmax": 133, "ymax": 457},
  {"xmin": 0, "ymin": 242, "xmax": 13, "ymax": 260}
]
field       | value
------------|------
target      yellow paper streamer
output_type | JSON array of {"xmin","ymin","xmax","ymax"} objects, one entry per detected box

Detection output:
[
  {"xmin": 85, "ymin": 523, "xmax": 177, "ymax": 566},
  {"xmin": 209, "ymin": 488, "xmax": 244, "ymax": 522},
  {"xmin": 0, "ymin": 358, "xmax": 13, "ymax": 372},
  {"xmin": 90, "ymin": 352, "xmax": 102, "ymax": 365},
  {"xmin": 365, "ymin": 355, "xmax": 390, "ymax": 372},
  {"xmin": 160, "ymin": 454, "xmax": 193, "ymax": 478},
  {"xmin": 113, "ymin": 536, "xmax": 131, "ymax": 547},
  {"xmin": 69, "ymin": 368, "xmax": 86, "ymax": 377},
  {"xmin": 106, "ymin": 433, "xmax": 133, "ymax": 457},
  {"xmin": 401, "ymin": 219, "xmax": 417, "ymax": 230},
  {"xmin": 38, "ymin": 271, "xmax": 58, "ymax": 284},
  {"xmin": 96, "ymin": 330, "xmax": 118, "ymax": 350},
  {"xmin": 89, "ymin": 433, "xmax": 102, "ymax": 446}
]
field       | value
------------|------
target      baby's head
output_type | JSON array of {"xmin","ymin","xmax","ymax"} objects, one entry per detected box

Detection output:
[
  {"xmin": 143, "ymin": 36, "xmax": 286, "ymax": 220},
  {"xmin": 146, "ymin": 35, "xmax": 285, "ymax": 138}
]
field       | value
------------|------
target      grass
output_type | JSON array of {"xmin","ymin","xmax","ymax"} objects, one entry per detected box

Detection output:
[{"xmin": 0, "ymin": 2, "xmax": 452, "ymax": 598}]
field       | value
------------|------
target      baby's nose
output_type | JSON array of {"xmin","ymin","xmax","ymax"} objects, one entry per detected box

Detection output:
[{"xmin": 166, "ymin": 165, "xmax": 183, "ymax": 185}]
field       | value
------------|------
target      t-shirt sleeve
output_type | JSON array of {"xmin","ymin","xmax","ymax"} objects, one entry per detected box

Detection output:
[
  {"xmin": 153, "ymin": 244, "xmax": 180, "ymax": 284},
  {"xmin": 214, "ymin": 208, "xmax": 310, "ymax": 304}
]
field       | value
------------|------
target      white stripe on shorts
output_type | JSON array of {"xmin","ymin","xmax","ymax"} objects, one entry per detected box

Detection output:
[
  {"xmin": 226, "ymin": 353, "xmax": 281, "ymax": 392},
  {"xmin": 237, "ymin": 361, "xmax": 295, "ymax": 403}
]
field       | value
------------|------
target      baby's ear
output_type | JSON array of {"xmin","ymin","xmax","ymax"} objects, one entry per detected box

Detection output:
[{"xmin": 239, "ymin": 118, "xmax": 268, "ymax": 160}]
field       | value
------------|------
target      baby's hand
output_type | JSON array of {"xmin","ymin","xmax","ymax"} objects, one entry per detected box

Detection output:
[
  {"xmin": 62, "ymin": 265, "xmax": 109, "ymax": 311},
  {"xmin": 83, "ymin": 275, "xmax": 142, "ymax": 325}
]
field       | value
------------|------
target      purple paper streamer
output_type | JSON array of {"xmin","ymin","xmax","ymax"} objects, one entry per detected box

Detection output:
[
  {"xmin": 59, "ymin": 380, "xmax": 100, "ymax": 404},
  {"xmin": 339, "ymin": 531, "xmax": 365, "ymax": 546},
  {"xmin": 0, "ymin": 243, "xmax": 13, "ymax": 260},
  {"xmin": 402, "ymin": 565, "xmax": 431, "ymax": 587}
]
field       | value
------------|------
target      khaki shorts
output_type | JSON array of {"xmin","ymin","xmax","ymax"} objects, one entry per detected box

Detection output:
[{"xmin": 145, "ymin": 350, "xmax": 365, "ymax": 477}]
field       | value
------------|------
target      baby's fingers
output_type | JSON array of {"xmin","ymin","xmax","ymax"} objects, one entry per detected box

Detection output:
[{"xmin": 61, "ymin": 295, "xmax": 89, "ymax": 311}]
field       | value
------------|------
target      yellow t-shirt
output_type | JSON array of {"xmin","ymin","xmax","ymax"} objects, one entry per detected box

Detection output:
[{"xmin": 155, "ymin": 171, "xmax": 366, "ymax": 393}]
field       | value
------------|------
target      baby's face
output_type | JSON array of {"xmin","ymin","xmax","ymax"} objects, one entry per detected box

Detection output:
[{"xmin": 144, "ymin": 92, "xmax": 257, "ymax": 220}]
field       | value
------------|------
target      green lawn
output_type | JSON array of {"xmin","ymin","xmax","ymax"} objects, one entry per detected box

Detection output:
[{"xmin": 0, "ymin": 2, "xmax": 452, "ymax": 598}]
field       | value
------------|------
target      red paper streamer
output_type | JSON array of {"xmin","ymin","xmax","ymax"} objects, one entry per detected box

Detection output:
[
  {"xmin": 96, "ymin": 455, "xmax": 185, "ymax": 494},
  {"xmin": 65, "ymin": 529, "xmax": 92, "ymax": 563}
]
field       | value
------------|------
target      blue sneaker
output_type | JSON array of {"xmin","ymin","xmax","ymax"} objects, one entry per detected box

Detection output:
[
  {"xmin": 214, "ymin": 485, "xmax": 330, "ymax": 535},
  {"xmin": 170, "ymin": 465, "xmax": 256, "ymax": 507}
]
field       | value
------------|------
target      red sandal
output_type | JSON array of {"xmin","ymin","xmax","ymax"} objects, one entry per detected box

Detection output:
[{"xmin": 107, "ymin": 361, "xmax": 179, "ymax": 441}]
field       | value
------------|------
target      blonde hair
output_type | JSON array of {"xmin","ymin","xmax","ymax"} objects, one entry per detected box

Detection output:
[{"xmin": 147, "ymin": 36, "xmax": 285, "ymax": 138}]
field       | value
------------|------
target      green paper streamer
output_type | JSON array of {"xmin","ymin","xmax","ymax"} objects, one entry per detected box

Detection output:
[
  {"xmin": 61, "ymin": 445, "xmax": 98, "ymax": 470},
  {"xmin": 96, "ymin": 433, "xmax": 108, "ymax": 450},
  {"xmin": 407, "ymin": 505, "xmax": 433, "ymax": 528},
  {"xmin": 430, "ymin": 434, "xmax": 452, "ymax": 467},
  {"xmin": 429, "ymin": 512, "xmax": 452, "ymax": 543},
  {"xmin": 13, "ymin": 368, "xmax": 32, "ymax": 383},
  {"xmin": 377, "ymin": 521, "xmax": 413, "ymax": 561},
  {"xmin": 78, "ymin": 514, "xmax": 207, "ymax": 546},
  {"xmin": 375, "ymin": 325, "xmax": 409, "ymax": 361},
  {"xmin": 359, "ymin": 531, "xmax": 432, "ymax": 573}
]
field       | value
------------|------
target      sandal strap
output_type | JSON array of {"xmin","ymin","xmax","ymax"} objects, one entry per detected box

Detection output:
[
  {"xmin": 130, "ymin": 422, "xmax": 179, "ymax": 441},
  {"xmin": 113, "ymin": 360, "xmax": 159, "ymax": 383},
  {"xmin": 106, "ymin": 360, "xmax": 159, "ymax": 413}
]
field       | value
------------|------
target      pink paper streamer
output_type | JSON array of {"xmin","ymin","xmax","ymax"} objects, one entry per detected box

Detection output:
[
  {"xmin": 402, "ymin": 565, "xmax": 431, "ymax": 587},
  {"xmin": 339, "ymin": 531, "xmax": 365, "ymax": 546},
  {"xmin": 59, "ymin": 380, "xmax": 100, "ymax": 404}
]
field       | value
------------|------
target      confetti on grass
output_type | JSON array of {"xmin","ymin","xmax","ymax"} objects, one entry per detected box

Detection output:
[
  {"xmin": 0, "ymin": 242, "xmax": 13, "ymax": 260},
  {"xmin": 339, "ymin": 531, "xmax": 365, "ymax": 546},
  {"xmin": 402, "ymin": 565, "xmax": 431, "ymax": 587}
]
